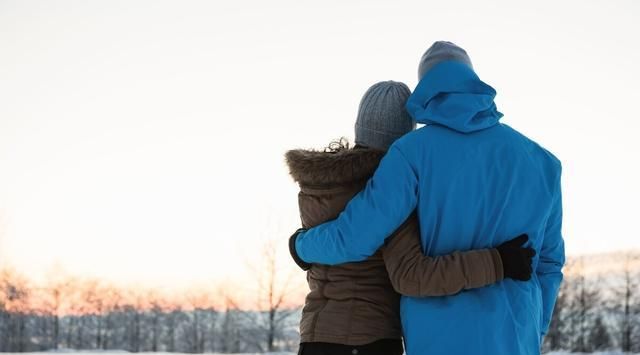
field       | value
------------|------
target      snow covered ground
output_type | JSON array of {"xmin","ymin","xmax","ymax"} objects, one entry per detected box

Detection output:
[
  {"xmin": 7, "ymin": 353, "xmax": 296, "ymax": 355},
  {"xmin": 8, "ymin": 353, "xmax": 298, "ymax": 355},
  {"xmin": 3, "ymin": 352, "xmax": 629, "ymax": 355}
]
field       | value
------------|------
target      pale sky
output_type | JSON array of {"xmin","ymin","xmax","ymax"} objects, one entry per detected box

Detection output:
[{"xmin": 1, "ymin": 0, "xmax": 639, "ymax": 288}]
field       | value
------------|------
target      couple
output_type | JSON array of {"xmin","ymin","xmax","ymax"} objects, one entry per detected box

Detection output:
[{"xmin": 286, "ymin": 41, "xmax": 565, "ymax": 355}]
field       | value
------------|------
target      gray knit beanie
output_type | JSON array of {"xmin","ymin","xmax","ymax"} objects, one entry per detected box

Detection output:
[
  {"xmin": 418, "ymin": 41, "xmax": 473, "ymax": 79},
  {"xmin": 354, "ymin": 81, "xmax": 415, "ymax": 151}
]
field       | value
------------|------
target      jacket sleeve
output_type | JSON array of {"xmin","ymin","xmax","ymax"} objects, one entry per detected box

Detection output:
[
  {"xmin": 295, "ymin": 145, "xmax": 418, "ymax": 265},
  {"xmin": 537, "ymin": 168, "xmax": 565, "ymax": 336},
  {"xmin": 381, "ymin": 216, "xmax": 504, "ymax": 297}
]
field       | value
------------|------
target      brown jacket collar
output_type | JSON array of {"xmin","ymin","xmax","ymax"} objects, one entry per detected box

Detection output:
[{"xmin": 285, "ymin": 148, "xmax": 385, "ymax": 187}]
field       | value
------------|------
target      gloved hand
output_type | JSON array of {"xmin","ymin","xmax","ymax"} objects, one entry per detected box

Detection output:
[
  {"xmin": 497, "ymin": 234, "xmax": 536, "ymax": 281},
  {"xmin": 289, "ymin": 228, "xmax": 312, "ymax": 271}
]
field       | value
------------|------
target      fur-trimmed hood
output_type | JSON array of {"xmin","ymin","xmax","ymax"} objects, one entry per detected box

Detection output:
[{"xmin": 285, "ymin": 148, "xmax": 385, "ymax": 187}]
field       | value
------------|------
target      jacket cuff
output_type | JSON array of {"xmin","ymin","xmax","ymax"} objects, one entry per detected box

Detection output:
[
  {"xmin": 490, "ymin": 248, "xmax": 504, "ymax": 281},
  {"xmin": 289, "ymin": 228, "xmax": 311, "ymax": 271}
]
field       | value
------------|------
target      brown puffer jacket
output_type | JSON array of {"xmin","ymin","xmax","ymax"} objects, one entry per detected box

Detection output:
[{"xmin": 286, "ymin": 147, "xmax": 504, "ymax": 346}]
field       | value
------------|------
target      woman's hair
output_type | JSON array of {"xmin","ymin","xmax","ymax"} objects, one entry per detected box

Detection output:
[
  {"xmin": 324, "ymin": 137, "xmax": 351, "ymax": 153},
  {"xmin": 324, "ymin": 137, "xmax": 371, "ymax": 153}
]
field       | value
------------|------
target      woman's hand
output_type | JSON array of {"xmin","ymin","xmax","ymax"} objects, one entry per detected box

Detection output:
[{"xmin": 289, "ymin": 228, "xmax": 312, "ymax": 271}]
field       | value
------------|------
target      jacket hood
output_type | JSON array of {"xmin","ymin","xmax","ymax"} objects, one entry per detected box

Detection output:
[
  {"xmin": 285, "ymin": 148, "xmax": 385, "ymax": 187},
  {"xmin": 406, "ymin": 61, "xmax": 503, "ymax": 133}
]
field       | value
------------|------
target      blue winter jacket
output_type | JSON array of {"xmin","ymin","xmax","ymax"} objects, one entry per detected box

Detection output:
[{"xmin": 295, "ymin": 61, "xmax": 565, "ymax": 355}]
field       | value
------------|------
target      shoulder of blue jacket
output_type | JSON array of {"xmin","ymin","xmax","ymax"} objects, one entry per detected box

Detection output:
[
  {"xmin": 501, "ymin": 123, "xmax": 562, "ymax": 171},
  {"xmin": 392, "ymin": 125, "xmax": 440, "ymax": 149}
]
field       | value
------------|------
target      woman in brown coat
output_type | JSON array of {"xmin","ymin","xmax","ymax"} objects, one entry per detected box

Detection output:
[{"xmin": 287, "ymin": 81, "xmax": 534, "ymax": 355}]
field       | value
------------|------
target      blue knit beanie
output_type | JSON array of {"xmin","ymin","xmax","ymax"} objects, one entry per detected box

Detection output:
[
  {"xmin": 418, "ymin": 41, "xmax": 473, "ymax": 79},
  {"xmin": 355, "ymin": 81, "xmax": 415, "ymax": 151}
]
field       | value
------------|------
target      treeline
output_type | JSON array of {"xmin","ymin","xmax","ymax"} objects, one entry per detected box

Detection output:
[
  {"xmin": 0, "ymin": 241, "xmax": 302, "ymax": 353},
  {"xmin": 543, "ymin": 253, "xmax": 640, "ymax": 353},
  {"xmin": 1, "ymin": 252, "xmax": 639, "ymax": 354},
  {"xmin": 0, "ymin": 292, "xmax": 299, "ymax": 353}
]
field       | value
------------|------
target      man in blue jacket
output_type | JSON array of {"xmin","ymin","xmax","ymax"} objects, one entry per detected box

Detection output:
[{"xmin": 290, "ymin": 41, "xmax": 565, "ymax": 355}]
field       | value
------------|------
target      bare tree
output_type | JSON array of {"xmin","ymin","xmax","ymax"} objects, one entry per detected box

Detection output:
[
  {"xmin": 253, "ymin": 239, "xmax": 300, "ymax": 352},
  {"xmin": 0, "ymin": 268, "xmax": 31, "ymax": 352},
  {"xmin": 75, "ymin": 279, "xmax": 106, "ymax": 349},
  {"xmin": 569, "ymin": 257, "xmax": 603, "ymax": 352},
  {"xmin": 101, "ymin": 285, "xmax": 123, "ymax": 350},
  {"xmin": 617, "ymin": 252, "xmax": 640, "ymax": 352},
  {"xmin": 183, "ymin": 289, "xmax": 210, "ymax": 353},
  {"xmin": 220, "ymin": 295, "xmax": 242, "ymax": 353},
  {"xmin": 125, "ymin": 290, "xmax": 147, "ymax": 352},
  {"xmin": 43, "ymin": 269, "xmax": 74, "ymax": 350},
  {"xmin": 589, "ymin": 314, "xmax": 611, "ymax": 351},
  {"xmin": 165, "ymin": 306, "xmax": 183, "ymax": 353},
  {"xmin": 544, "ymin": 277, "xmax": 570, "ymax": 351},
  {"xmin": 146, "ymin": 290, "xmax": 164, "ymax": 352}
]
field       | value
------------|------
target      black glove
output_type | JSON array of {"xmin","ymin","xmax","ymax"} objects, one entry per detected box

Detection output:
[
  {"xmin": 497, "ymin": 234, "xmax": 536, "ymax": 281},
  {"xmin": 289, "ymin": 228, "xmax": 312, "ymax": 271}
]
